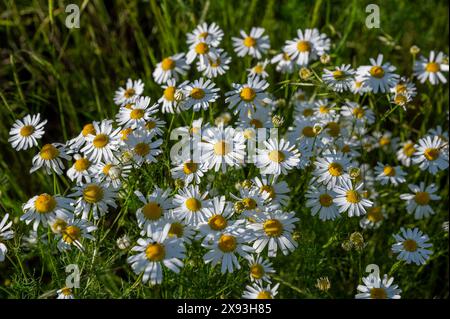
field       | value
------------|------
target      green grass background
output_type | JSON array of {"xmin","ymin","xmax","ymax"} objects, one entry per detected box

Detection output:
[{"xmin": 0, "ymin": 0, "xmax": 448, "ymax": 298}]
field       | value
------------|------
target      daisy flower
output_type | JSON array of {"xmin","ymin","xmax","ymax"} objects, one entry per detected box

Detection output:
[
  {"xmin": 372, "ymin": 131, "xmax": 399, "ymax": 152},
  {"xmin": 396, "ymin": 140, "xmax": 416, "ymax": 167},
  {"xmin": 414, "ymin": 51, "xmax": 449, "ymax": 85},
  {"xmin": 248, "ymin": 209, "xmax": 299, "ymax": 257},
  {"xmin": 21, "ymin": 194, "xmax": 73, "ymax": 231},
  {"xmin": 152, "ymin": 53, "xmax": 189, "ymax": 84},
  {"xmin": 201, "ymin": 125, "xmax": 246, "ymax": 172},
  {"xmin": 164, "ymin": 212, "xmax": 197, "ymax": 244},
  {"xmin": 356, "ymin": 54, "xmax": 399, "ymax": 93},
  {"xmin": 67, "ymin": 122, "xmax": 97, "ymax": 152},
  {"xmin": 255, "ymin": 138, "xmax": 300, "ymax": 175},
  {"xmin": 271, "ymin": 51, "xmax": 295, "ymax": 74},
  {"xmin": 322, "ymin": 64, "xmax": 355, "ymax": 92},
  {"xmin": 171, "ymin": 160, "xmax": 208, "ymax": 185},
  {"xmin": 333, "ymin": 179, "xmax": 373, "ymax": 217},
  {"xmin": 57, "ymin": 287, "xmax": 75, "ymax": 299},
  {"xmin": 186, "ymin": 22, "xmax": 224, "ymax": 47},
  {"xmin": 172, "ymin": 185, "xmax": 212, "ymax": 226},
  {"xmin": 312, "ymin": 99, "xmax": 337, "ymax": 122},
  {"xmin": 93, "ymin": 160, "xmax": 132, "ymax": 189},
  {"xmin": 232, "ymin": 27, "xmax": 270, "ymax": 59},
  {"xmin": 246, "ymin": 254, "xmax": 275, "ymax": 283},
  {"xmin": 134, "ymin": 188, "xmax": 173, "ymax": 237},
  {"xmin": 0, "ymin": 214, "xmax": 14, "ymax": 262},
  {"xmin": 142, "ymin": 116, "xmax": 166, "ymax": 137},
  {"xmin": 283, "ymin": 28, "xmax": 330, "ymax": 66},
  {"xmin": 248, "ymin": 59, "xmax": 270, "ymax": 79},
  {"xmin": 355, "ymin": 271, "xmax": 401, "ymax": 299},
  {"xmin": 412, "ymin": 135, "xmax": 449, "ymax": 175},
  {"xmin": 305, "ymin": 185, "xmax": 340, "ymax": 221},
  {"xmin": 359, "ymin": 206, "xmax": 385, "ymax": 229},
  {"xmin": 350, "ymin": 76, "xmax": 372, "ymax": 95},
  {"xmin": 114, "ymin": 78, "xmax": 144, "ymax": 106},
  {"xmin": 116, "ymin": 96, "xmax": 159, "ymax": 129},
  {"xmin": 203, "ymin": 226, "xmax": 254, "ymax": 274},
  {"xmin": 390, "ymin": 76, "xmax": 417, "ymax": 98},
  {"xmin": 8, "ymin": 113, "xmax": 47, "ymax": 151},
  {"xmin": 230, "ymin": 187, "xmax": 270, "ymax": 218},
  {"xmin": 81, "ymin": 120, "xmax": 121, "ymax": 164},
  {"xmin": 400, "ymin": 183, "xmax": 440, "ymax": 219},
  {"xmin": 180, "ymin": 78, "xmax": 220, "ymax": 112},
  {"xmin": 289, "ymin": 118, "xmax": 323, "ymax": 147},
  {"xmin": 225, "ymin": 77, "xmax": 270, "ymax": 119},
  {"xmin": 242, "ymin": 282, "xmax": 280, "ymax": 299},
  {"xmin": 66, "ymin": 154, "xmax": 96, "ymax": 185},
  {"xmin": 125, "ymin": 130, "xmax": 163, "ymax": 166},
  {"xmin": 158, "ymin": 79, "xmax": 188, "ymax": 114},
  {"xmin": 55, "ymin": 218, "xmax": 97, "ymax": 252},
  {"xmin": 30, "ymin": 143, "xmax": 70, "ymax": 175},
  {"xmin": 127, "ymin": 225, "xmax": 186, "ymax": 285},
  {"xmin": 70, "ymin": 182, "xmax": 118, "ymax": 220},
  {"xmin": 340, "ymin": 101, "xmax": 375, "ymax": 126},
  {"xmin": 392, "ymin": 228, "xmax": 433, "ymax": 265},
  {"xmin": 197, "ymin": 48, "xmax": 231, "ymax": 79},
  {"xmin": 374, "ymin": 162, "xmax": 407, "ymax": 186},
  {"xmin": 252, "ymin": 175, "xmax": 290, "ymax": 207},
  {"xmin": 312, "ymin": 151, "xmax": 352, "ymax": 189},
  {"xmin": 186, "ymin": 40, "xmax": 214, "ymax": 66}
]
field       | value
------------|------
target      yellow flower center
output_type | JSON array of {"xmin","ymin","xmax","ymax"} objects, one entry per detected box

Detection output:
[
  {"xmin": 210, "ymin": 58, "xmax": 221, "ymax": 67},
  {"xmin": 268, "ymin": 150, "xmax": 285, "ymax": 163},
  {"xmin": 263, "ymin": 219, "xmax": 283, "ymax": 237},
  {"xmin": 328, "ymin": 162, "xmax": 343, "ymax": 176},
  {"xmin": 199, "ymin": 31, "xmax": 209, "ymax": 39},
  {"xmin": 254, "ymin": 65, "xmax": 264, "ymax": 74},
  {"xmin": 145, "ymin": 121, "xmax": 156, "ymax": 130},
  {"xmin": 383, "ymin": 165, "xmax": 396, "ymax": 177},
  {"xmin": 183, "ymin": 161, "xmax": 198, "ymax": 174},
  {"xmin": 168, "ymin": 222, "xmax": 184, "ymax": 238},
  {"xmin": 414, "ymin": 192, "xmax": 430, "ymax": 205},
  {"xmin": 82, "ymin": 123, "xmax": 96, "ymax": 137},
  {"xmin": 134, "ymin": 142, "xmax": 150, "ymax": 157},
  {"xmin": 240, "ymin": 87, "xmax": 256, "ymax": 102},
  {"xmin": 403, "ymin": 143, "xmax": 416, "ymax": 157},
  {"xmin": 326, "ymin": 122, "xmax": 340, "ymax": 137},
  {"xmin": 93, "ymin": 134, "xmax": 109, "ymax": 148},
  {"xmin": 303, "ymin": 108, "xmax": 314, "ymax": 117},
  {"xmin": 342, "ymin": 145, "xmax": 351, "ymax": 153},
  {"xmin": 250, "ymin": 264, "xmax": 265, "ymax": 279},
  {"xmin": 425, "ymin": 62, "xmax": 439, "ymax": 73},
  {"xmin": 249, "ymin": 119, "xmax": 263, "ymax": 129},
  {"xmin": 242, "ymin": 197, "xmax": 257, "ymax": 210},
  {"xmin": 319, "ymin": 194, "xmax": 333, "ymax": 207},
  {"xmin": 34, "ymin": 194, "xmax": 57, "ymax": 213},
  {"xmin": 20, "ymin": 125, "xmax": 35, "ymax": 137},
  {"xmin": 282, "ymin": 52, "xmax": 291, "ymax": 61},
  {"xmin": 213, "ymin": 140, "xmax": 230, "ymax": 155},
  {"xmin": 369, "ymin": 66, "xmax": 385, "ymax": 78},
  {"xmin": 260, "ymin": 185, "xmax": 275, "ymax": 199},
  {"xmin": 352, "ymin": 107, "xmax": 365, "ymax": 119},
  {"xmin": 62, "ymin": 225, "xmax": 81, "ymax": 244},
  {"xmin": 51, "ymin": 218, "xmax": 68, "ymax": 234},
  {"xmin": 164, "ymin": 86, "xmax": 176, "ymax": 101},
  {"xmin": 102, "ymin": 163, "xmax": 113, "ymax": 175},
  {"xmin": 161, "ymin": 57, "xmax": 176, "ymax": 71},
  {"xmin": 257, "ymin": 290, "xmax": 273, "ymax": 299},
  {"xmin": 302, "ymin": 126, "xmax": 316, "ymax": 138},
  {"xmin": 395, "ymin": 84, "xmax": 407, "ymax": 94},
  {"xmin": 370, "ymin": 288, "xmax": 387, "ymax": 299},
  {"xmin": 379, "ymin": 137, "xmax": 390, "ymax": 146},
  {"xmin": 40, "ymin": 144, "xmax": 59, "ymax": 160},
  {"xmin": 218, "ymin": 234, "xmax": 237, "ymax": 253},
  {"xmin": 120, "ymin": 128, "xmax": 133, "ymax": 141},
  {"xmin": 424, "ymin": 148, "xmax": 439, "ymax": 161},
  {"xmin": 346, "ymin": 190, "xmax": 360, "ymax": 204},
  {"xmin": 130, "ymin": 108, "xmax": 145, "ymax": 120},
  {"xmin": 332, "ymin": 70, "xmax": 346, "ymax": 80},
  {"xmin": 190, "ymin": 88, "xmax": 205, "ymax": 100},
  {"xmin": 243, "ymin": 36, "xmax": 256, "ymax": 47},
  {"xmin": 124, "ymin": 88, "xmax": 135, "ymax": 99},
  {"xmin": 83, "ymin": 184, "xmax": 104, "ymax": 204},
  {"xmin": 195, "ymin": 42, "xmax": 209, "ymax": 54},
  {"xmin": 186, "ymin": 197, "xmax": 201, "ymax": 212},
  {"xmin": 61, "ymin": 287, "xmax": 73, "ymax": 296},
  {"xmin": 145, "ymin": 243, "xmax": 166, "ymax": 261},
  {"xmin": 402, "ymin": 239, "xmax": 418, "ymax": 252},
  {"xmin": 394, "ymin": 95, "xmax": 407, "ymax": 106},
  {"xmin": 142, "ymin": 202, "xmax": 162, "ymax": 220},
  {"xmin": 297, "ymin": 40, "xmax": 311, "ymax": 52},
  {"xmin": 319, "ymin": 105, "xmax": 329, "ymax": 114},
  {"xmin": 367, "ymin": 207, "xmax": 383, "ymax": 223},
  {"xmin": 208, "ymin": 215, "xmax": 228, "ymax": 231},
  {"xmin": 74, "ymin": 157, "xmax": 90, "ymax": 172}
]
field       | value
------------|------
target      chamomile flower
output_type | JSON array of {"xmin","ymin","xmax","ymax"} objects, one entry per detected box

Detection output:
[
  {"xmin": 0, "ymin": 214, "xmax": 14, "ymax": 262},
  {"xmin": 390, "ymin": 76, "xmax": 417, "ymax": 98},
  {"xmin": 374, "ymin": 162, "xmax": 407, "ymax": 186},
  {"xmin": 116, "ymin": 96, "xmax": 159, "ymax": 129},
  {"xmin": 81, "ymin": 120, "xmax": 121, "ymax": 164},
  {"xmin": 164, "ymin": 212, "xmax": 197, "ymax": 244},
  {"xmin": 413, "ymin": 135, "xmax": 449, "ymax": 174},
  {"xmin": 333, "ymin": 179, "xmax": 373, "ymax": 217},
  {"xmin": 158, "ymin": 79, "xmax": 188, "ymax": 114},
  {"xmin": 359, "ymin": 206, "xmax": 385, "ymax": 229},
  {"xmin": 283, "ymin": 28, "xmax": 330, "ymax": 66},
  {"xmin": 153, "ymin": 53, "xmax": 189, "ymax": 84},
  {"xmin": 70, "ymin": 182, "xmax": 118, "ymax": 220},
  {"xmin": 248, "ymin": 209, "xmax": 299, "ymax": 257},
  {"xmin": 400, "ymin": 183, "xmax": 440, "ymax": 219},
  {"xmin": 340, "ymin": 101, "xmax": 375, "ymax": 126},
  {"xmin": 230, "ymin": 187, "xmax": 270, "ymax": 217},
  {"xmin": 242, "ymin": 282, "xmax": 280, "ymax": 299},
  {"xmin": 225, "ymin": 77, "xmax": 270, "ymax": 119},
  {"xmin": 396, "ymin": 140, "xmax": 416, "ymax": 167},
  {"xmin": 248, "ymin": 59, "xmax": 270, "ymax": 79},
  {"xmin": 252, "ymin": 175, "xmax": 290, "ymax": 207},
  {"xmin": 187, "ymin": 40, "xmax": 214, "ymax": 67},
  {"xmin": 289, "ymin": 117, "xmax": 323, "ymax": 147},
  {"xmin": 312, "ymin": 99, "xmax": 337, "ymax": 122},
  {"xmin": 246, "ymin": 254, "xmax": 275, "ymax": 283},
  {"xmin": 21, "ymin": 194, "xmax": 73, "ymax": 231},
  {"xmin": 186, "ymin": 22, "xmax": 224, "ymax": 47},
  {"xmin": 350, "ymin": 77, "xmax": 372, "ymax": 95},
  {"xmin": 271, "ymin": 51, "xmax": 295, "ymax": 74},
  {"xmin": 255, "ymin": 138, "xmax": 300, "ymax": 175},
  {"xmin": 56, "ymin": 218, "xmax": 97, "ymax": 252},
  {"xmin": 305, "ymin": 185, "xmax": 340, "ymax": 221},
  {"xmin": 125, "ymin": 130, "xmax": 163, "ymax": 166},
  {"xmin": 313, "ymin": 151, "xmax": 352, "ymax": 189},
  {"xmin": 355, "ymin": 272, "xmax": 401, "ymax": 299},
  {"xmin": 372, "ymin": 131, "xmax": 399, "ymax": 152},
  {"xmin": 94, "ymin": 160, "xmax": 132, "ymax": 189},
  {"xmin": 67, "ymin": 154, "xmax": 96, "ymax": 185},
  {"xmin": 142, "ymin": 117, "xmax": 166, "ymax": 137},
  {"xmin": 67, "ymin": 122, "xmax": 97, "ymax": 152},
  {"xmin": 322, "ymin": 64, "xmax": 355, "ymax": 92},
  {"xmin": 201, "ymin": 125, "xmax": 246, "ymax": 172},
  {"xmin": 357, "ymin": 54, "xmax": 399, "ymax": 93},
  {"xmin": 127, "ymin": 225, "xmax": 186, "ymax": 285},
  {"xmin": 134, "ymin": 188, "xmax": 173, "ymax": 237},
  {"xmin": 392, "ymin": 228, "xmax": 433, "ymax": 265},
  {"xmin": 197, "ymin": 48, "xmax": 231, "ymax": 79},
  {"xmin": 414, "ymin": 51, "xmax": 449, "ymax": 85},
  {"xmin": 57, "ymin": 287, "xmax": 75, "ymax": 299},
  {"xmin": 232, "ymin": 27, "xmax": 270, "ymax": 59},
  {"xmin": 171, "ymin": 160, "xmax": 208, "ymax": 185},
  {"xmin": 180, "ymin": 78, "xmax": 220, "ymax": 111},
  {"xmin": 114, "ymin": 78, "xmax": 144, "ymax": 106},
  {"xmin": 172, "ymin": 185, "xmax": 212, "ymax": 226},
  {"xmin": 203, "ymin": 227, "xmax": 253, "ymax": 274},
  {"xmin": 30, "ymin": 143, "xmax": 70, "ymax": 175},
  {"xmin": 9, "ymin": 113, "xmax": 47, "ymax": 151}
]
